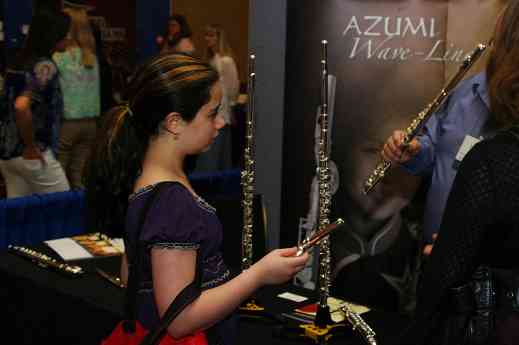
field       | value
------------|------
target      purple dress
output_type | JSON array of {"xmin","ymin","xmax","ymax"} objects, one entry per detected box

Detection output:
[{"xmin": 125, "ymin": 182, "xmax": 237, "ymax": 345}]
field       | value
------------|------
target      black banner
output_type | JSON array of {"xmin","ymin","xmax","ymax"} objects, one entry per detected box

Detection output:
[{"xmin": 282, "ymin": 0, "xmax": 501, "ymax": 288}]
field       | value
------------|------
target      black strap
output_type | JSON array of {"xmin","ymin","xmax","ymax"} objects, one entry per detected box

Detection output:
[
  {"xmin": 140, "ymin": 266, "xmax": 202, "ymax": 345},
  {"xmin": 122, "ymin": 181, "xmax": 203, "ymax": 345},
  {"xmin": 124, "ymin": 182, "xmax": 173, "ymax": 332}
]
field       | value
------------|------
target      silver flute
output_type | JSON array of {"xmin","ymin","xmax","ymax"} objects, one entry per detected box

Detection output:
[
  {"xmin": 8, "ymin": 245, "xmax": 84, "ymax": 277},
  {"xmin": 316, "ymin": 39, "xmax": 333, "ymax": 310},
  {"xmin": 362, "ymin": 43, "xmax": 488, "ymax": 194},
  {"xmin": 241, "ymin": 54, "xmax": 256, "ymax": 271},
  {"xmin": 315, "ymin": 41, "xmax": 377, "ymax": 345},
  {"xmin": 340, "ymin": 303, "xmax": 377, "ymax": 345}
]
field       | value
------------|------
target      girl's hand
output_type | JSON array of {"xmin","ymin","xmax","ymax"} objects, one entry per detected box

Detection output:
[{"xmin": 251, "ymin": 247, "xmax": 309, "ymax": 286}]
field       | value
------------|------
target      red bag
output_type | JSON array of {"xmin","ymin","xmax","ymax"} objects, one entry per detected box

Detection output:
[{"xmin": 101, "ymin": 320, "xmax": 208, "ymax": 345}]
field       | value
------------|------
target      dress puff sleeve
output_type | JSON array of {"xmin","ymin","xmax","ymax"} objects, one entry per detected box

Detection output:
[{"xmin": 140, "ymin": 183, "xmax": 205, "ymax": 250}]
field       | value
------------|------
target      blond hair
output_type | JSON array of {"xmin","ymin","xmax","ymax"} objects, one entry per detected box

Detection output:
[
  {"xmin": 205, "ymin": 24, "xmax": 234, "ymax": 59},
  {"xmin": 64, "ymin": 6, "xmax": 97, "ymax": 68}
]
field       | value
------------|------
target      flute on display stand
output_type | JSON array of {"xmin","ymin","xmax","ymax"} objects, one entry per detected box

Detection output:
[
  {"xmin": 279, "ymin": 40, "xmax": 377, "ymax": 345},
  {"xmin": 238, "ymin": 53, "xmax": 269, "ymax": 316},
  {"xmin": 241, "ymin": 53, "xmax": 256, "ymax": 273}
]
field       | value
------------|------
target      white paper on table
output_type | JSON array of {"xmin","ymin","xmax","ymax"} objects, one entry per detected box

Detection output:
[
  {"xmin": 44, "ymin": 238, "xmax": 93, "ymax": 261},
  {"xmin": 329, "ymin": 296, "xmax": 371, "ymax": 322},
  {"xmin": 277, "ymin": 291, "xmax": 309, "ymax": 303}
]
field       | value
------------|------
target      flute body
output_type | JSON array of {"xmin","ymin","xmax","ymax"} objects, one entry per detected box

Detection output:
[
  {"xmin": 340, "ymin": 303, "xmax": 377, "ymax": 345},
  {"xmin": 241, "ymin": 54, "xmax": 256, "ymax": 271},
  {"xmin": 8, "ymin": 245, "xmax": 84, "ymax": 277}
]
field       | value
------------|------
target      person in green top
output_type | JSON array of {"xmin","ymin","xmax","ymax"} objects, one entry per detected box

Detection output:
[{"xmin": 53, "ymin": 3, "xmax": 100, "ymax": 189}]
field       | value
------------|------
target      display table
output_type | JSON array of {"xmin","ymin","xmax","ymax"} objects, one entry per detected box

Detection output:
[{"xmin": 0, "ymin": 244, "xmax": 409, "ymax": 345}]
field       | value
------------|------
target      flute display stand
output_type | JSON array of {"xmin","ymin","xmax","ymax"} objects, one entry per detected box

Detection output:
[
  {"xmin": 278, "ymin": 304, "xmax": 348, "ymax": 344},
  {"xmin": 213, "ymin": 194, "xmax": 276, "ymax": 321},
  {"xmin": 238, "ymin": 295, "xmax": 283, "ymax": 324},
  {"xmin": 276, "ymin": 296, "xmax": 377, "ymax": 344},
  {"xmin": 239, "ymin": 297, "xmax": 269, "ymax": 318},
  {"xmin": 237, "ymin": 194, "xmax": 280, "ymax": 321}
]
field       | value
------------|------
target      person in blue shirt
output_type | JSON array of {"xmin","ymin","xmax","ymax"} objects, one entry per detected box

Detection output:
[
  {"xmin": 0, "ymin": 11, "xmax": 71, "ymax": 197},
  {"xmin": 382, "ymin": 69, "xmax": 494, "ymax": 249}
]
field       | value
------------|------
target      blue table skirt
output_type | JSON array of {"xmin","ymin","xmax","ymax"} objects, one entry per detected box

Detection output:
[{"xmin": 0, "ymin": 169, "xmax": 241, "ymax": 250}]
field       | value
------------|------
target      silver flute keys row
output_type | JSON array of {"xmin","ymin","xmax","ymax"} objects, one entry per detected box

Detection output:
[
  {"xmin": 317, "ymin": 40, "xmax": 333, "ymax": 308},
  {"xmin": 241, "ymin": 54, "xmax": 256, "ymax": 271},
  {"xmin": 8, "ymin": 245, "xmax": 84, "ymax": 277},
  {"xmin": 340, "ymin": 304, "xmax": 377, "ymax": 345},
  {"xmin": 362, "ymin": 43, "xmax": 488, "ymax": 194}
]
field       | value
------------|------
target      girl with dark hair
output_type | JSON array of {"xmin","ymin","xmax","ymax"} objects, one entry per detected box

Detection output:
[
  {"xmin": 156, "ymin": 14, "xmax": 195, "ymax": 55},
  {"xmin": 393, "ymin": 2, "xmax": 519, "ymax": 344},
  {"xmin": 0, "ymin": 11, "xmax": 71, "ymax": 197},
  {"xmin": 84, "ymin": 54, "xmax": 308, "ymax": 344}
]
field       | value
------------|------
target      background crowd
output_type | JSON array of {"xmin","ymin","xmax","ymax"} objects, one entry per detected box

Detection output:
[{"xmin": 0, "ymin": 0, "xmax": 242, "ymax": 199}]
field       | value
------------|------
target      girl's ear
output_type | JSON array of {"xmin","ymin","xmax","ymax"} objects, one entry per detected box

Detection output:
[{"xmin": 164, "ymin": 112, "xmax": 183, "ymax": 134}]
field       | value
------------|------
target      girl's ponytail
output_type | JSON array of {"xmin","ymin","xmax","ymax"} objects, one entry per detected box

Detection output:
[{"xmin": 83, "ymin": 104, "xmax": 146, "ymax": 237}]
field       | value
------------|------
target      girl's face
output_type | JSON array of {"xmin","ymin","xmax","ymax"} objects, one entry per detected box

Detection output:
[
  {"xmin": 204, "ymin": 30, "xmax": 218, "ymax": 49},
  {"xmin": 180, "ymin": 82, "xmax": 225, "ymax": 154}
]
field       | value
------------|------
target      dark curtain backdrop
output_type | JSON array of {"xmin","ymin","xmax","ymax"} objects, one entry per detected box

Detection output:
[
  {"xmin": 282, "ymin": 0, "xmax": 502, "ymax": 269},
  {"xmin": 0, "ymin": 0, "xmax": 4, "ymax": 72},
  {"xmin": 87, "ymin": 0, "xmax": 137, "ymax": 96},
  {"xmin": 88, "ymin": 0, "xmax": 136, "ymax": 53},
  {"xmin": 3, "ymin": 0, "xmax": 31, "ymax": 64}
]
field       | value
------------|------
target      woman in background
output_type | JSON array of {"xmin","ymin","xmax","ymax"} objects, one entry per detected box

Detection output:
[
  {"xmin": 53, "ymin": 5, "xmax": 101, "ymax": 189},
  {"xmin": 194, "ymin": 24, "xmax": 239, "ymax": 172},
  {"xmin": 0, "ymin": 11, "xmax": 71, "ymax": 197},
  {"xmin": 156, "ymin": 14, "xmax": 195, "ymax": 55}
]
